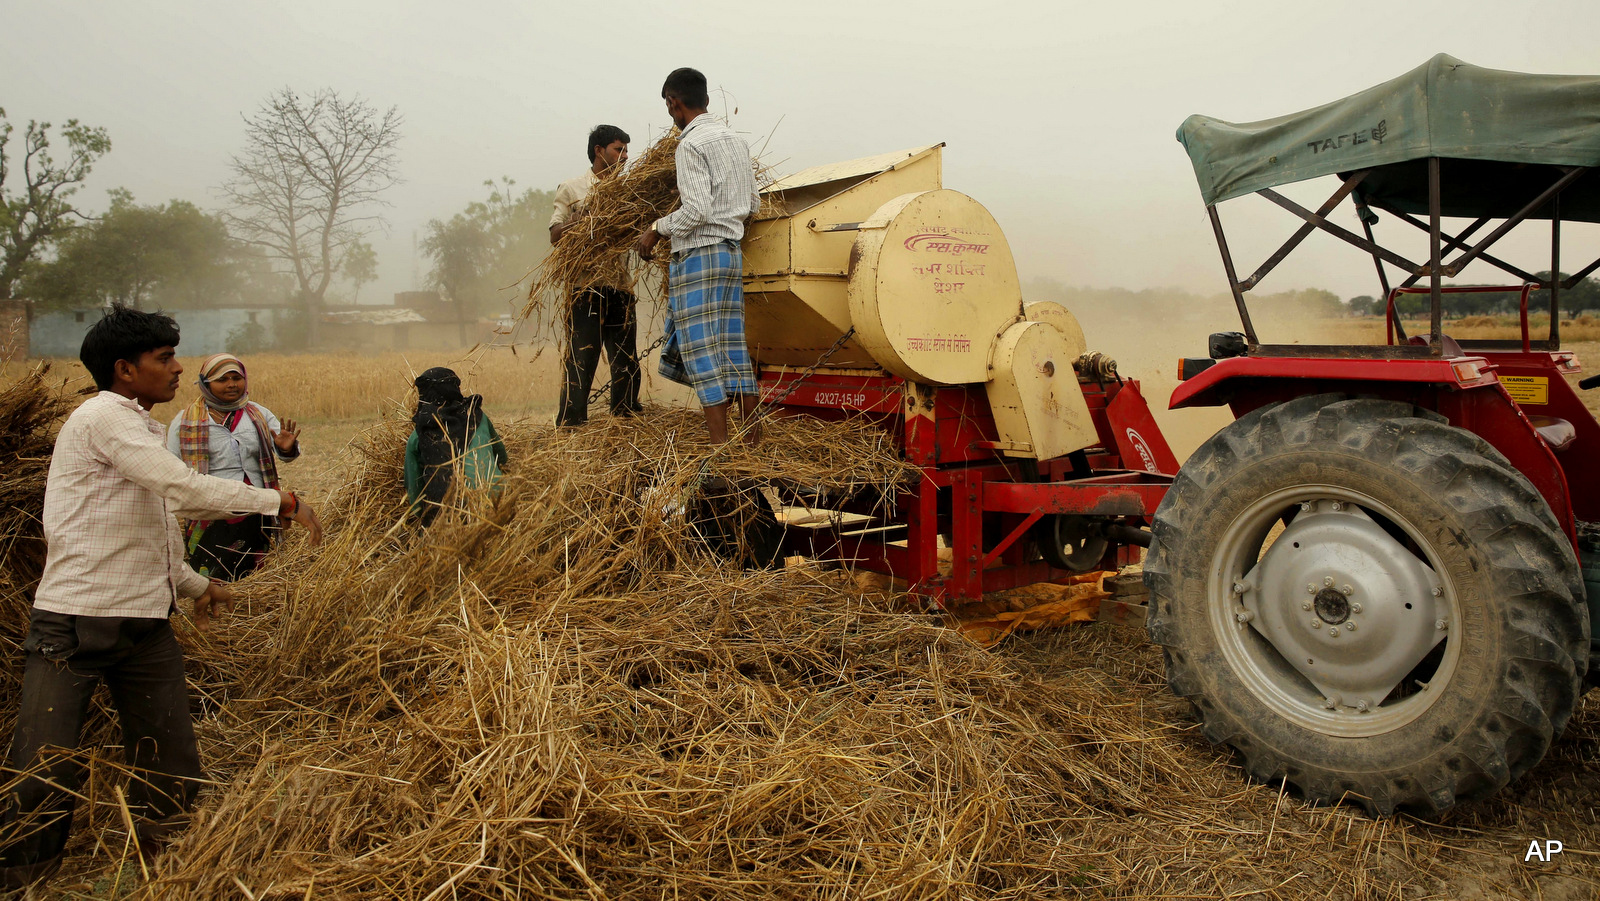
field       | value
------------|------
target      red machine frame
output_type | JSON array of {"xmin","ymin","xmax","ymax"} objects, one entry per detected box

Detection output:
[
  {"xmin": 1172, "ymin": 341, "xmax": 1592, "ymax": 549},
  {"xmin": 758, "ymin": 367, "xmax": 1179, "ymax": 606}
]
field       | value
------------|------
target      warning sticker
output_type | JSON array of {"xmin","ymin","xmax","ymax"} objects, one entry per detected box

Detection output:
[{"xmin": 1500, "ymin": 375, "xmax": 1549, "ymax": 405}]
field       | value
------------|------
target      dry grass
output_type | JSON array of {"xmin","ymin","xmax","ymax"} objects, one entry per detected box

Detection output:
[
  {"xmin": 0, "ymin": 344, "xmax": 1597, "ymax": 898},
  {"xmin": 1, "ymin": 348, "xmax": 696, "ymax": 426},
  {"xmin": 0, "ymin": 364, "xmax": 75, "ymax": 593}
]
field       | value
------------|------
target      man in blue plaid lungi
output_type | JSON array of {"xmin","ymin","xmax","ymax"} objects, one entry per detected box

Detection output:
[{"xmin": 637, "ymin": 67, "xmax": 763, "ymax": 446}]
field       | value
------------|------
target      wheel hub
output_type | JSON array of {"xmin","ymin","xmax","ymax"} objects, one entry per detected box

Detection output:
[
  {"xmin": 1313, "ymin": 587, "xmax": 1350, "ymax": 624},
  {"xmin": 1239, "ymin": 501, "xmax": 1445, "ymax": 710}
]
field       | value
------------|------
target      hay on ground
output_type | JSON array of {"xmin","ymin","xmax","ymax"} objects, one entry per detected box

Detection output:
[{"xmin": 0, "ymin": 372, "xmax": 1594, "ymax": 898}]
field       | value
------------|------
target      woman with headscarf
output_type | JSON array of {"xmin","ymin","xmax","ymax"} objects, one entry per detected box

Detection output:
[
  {"xmin": 405, "ymin": 367, "xmax": 508, "ymax": 525},
  {"xmin": 165, "ymin": 353, "xmax": 301, "ymax": 579}
]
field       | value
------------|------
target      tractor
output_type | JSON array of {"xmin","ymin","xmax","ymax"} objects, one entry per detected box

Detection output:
[{"xmin": 1150, "ymin": 53, "xmax": 1600, "ymax": 815}]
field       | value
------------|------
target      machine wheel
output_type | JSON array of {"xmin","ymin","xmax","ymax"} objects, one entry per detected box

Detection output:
[
  {"xmin": 1033, "ymin": 515, "xmax": 1110, "ymax": 572},
  {"xmin": 1144, "ymin": 394, "xmax": 1589, "ymax": 816}
]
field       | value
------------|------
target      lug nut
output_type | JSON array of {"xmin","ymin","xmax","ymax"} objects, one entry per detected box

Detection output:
[
  {"xmin": 1235, "ymin": 610, "xmax": 1254, "ymax": 623},
  {"xmin": 1310, "ymin": 619, "xmax": 1322, "ymax": 630},
  {"xmin": 1232, "ymin": 580, "xmax": 1249, "ymax": 595},
  {"xmin": 1436, "ymin": 619, "xmax": 1448, "ymax": 631},
  {"xmin": 1431, "ymin": 586, "xmax": 1443, "ymax": 597},
  {"xmin": 1330, "ymin": 501, "xmax": 1344, "ymax": 512},
  {"xmin": 1323, "ymin": 576, "xmax": 1335, "ymax": 587},
  {"xmin": 1341, "ymin": 584, "xmax": 1353, "ymax": 596},
  {"xmin": 1306, "ymin": 583, "xmax": 1317, "ymax": 593},
  {"xmin": 1345, "ymin": 622, "xmax": 1356, "ymax": 632},
  {"xmin": 1300, "ymin": 502, "xmax": 1313, "ymax": 513},
  {"xmin": 1302, "ymin": 602, "xmax": 1313, "ymax": 611},
  {"xmin": 1329, "ymin": 627, "xmax": 1340, "ymax": 638},
  {"xmin": 1355, "ymin": 699, "xmax": 1370, "ymax": 713},
  {"xmin": 1350, "ymin": 603, "xmax": 1363, "ymax": 614},
  {"xmin": 1323, "ymin": 695, "xmax": 1340, "ymax": 710}
]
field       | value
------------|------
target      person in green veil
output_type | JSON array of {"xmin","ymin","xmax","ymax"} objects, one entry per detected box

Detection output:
[{"xmin": 404, "ymin": 367, "xmax": 507, "ymax": 525}]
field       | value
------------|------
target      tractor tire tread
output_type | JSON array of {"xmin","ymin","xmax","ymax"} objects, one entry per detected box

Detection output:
[{"xmin": 1144, "ymin": 396, "xmax": 1588, "ymax": 815}]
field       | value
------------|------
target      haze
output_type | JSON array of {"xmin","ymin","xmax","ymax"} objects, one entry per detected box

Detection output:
[{"xmin": 5, "ymin": 0, "xmax": 1599, "ymax": 309}]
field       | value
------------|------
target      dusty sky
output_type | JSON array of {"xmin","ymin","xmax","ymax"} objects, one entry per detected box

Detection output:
[{"xmin": 5, "ymin": 0, "xmax": 1600, "ymax": 308}]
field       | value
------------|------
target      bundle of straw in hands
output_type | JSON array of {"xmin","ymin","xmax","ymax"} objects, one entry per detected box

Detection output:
[{"xmin": 522, "ymin": 131, "xmax": 680, "ymax": 348}]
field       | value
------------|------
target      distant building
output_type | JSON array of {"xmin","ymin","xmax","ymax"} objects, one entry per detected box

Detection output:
[
  {"xmin": 20, "ymin": 291, "xmax": 506, "ymax": 358},
  {"xmin": 29, "ymin": 303, "xmax": 290, "ymax": 358},
  {"xmin": 318, "ymin": 291, "xmax": 501, "ymax": 351}
]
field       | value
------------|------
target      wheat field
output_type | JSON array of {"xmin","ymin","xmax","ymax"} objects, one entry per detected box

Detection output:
[{"xmin": 3, "ymin": 344, "xmax": 698, "ymax": 423}]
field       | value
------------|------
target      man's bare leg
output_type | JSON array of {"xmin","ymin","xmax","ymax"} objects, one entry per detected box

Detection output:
[
  {"xmin": 702, "ymin": 401, "xmax": 731, "ymax": 444},
  {"xmin": 737, "ymin": 394, "xmax": 761, "ymax": 446}
]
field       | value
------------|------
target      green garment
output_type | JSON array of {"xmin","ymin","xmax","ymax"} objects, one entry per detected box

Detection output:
[
  {"xmin": 404, "ymin": 417, "xmax": 509, "ymax": 508},
  {"xmin": 1177, "ymin": 54, "xmax": 1600, "ymax": 220}
]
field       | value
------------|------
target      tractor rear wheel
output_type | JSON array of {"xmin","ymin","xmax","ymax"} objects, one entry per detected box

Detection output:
[{"xmin": 1144, "ymin": 395, "xmax": 1588, "ymax": 815}]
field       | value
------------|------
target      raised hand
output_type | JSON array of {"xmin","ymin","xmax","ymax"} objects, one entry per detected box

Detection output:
[{"xmin": 273, "ymin": 418, "xmax": 301, "ymax": 455}]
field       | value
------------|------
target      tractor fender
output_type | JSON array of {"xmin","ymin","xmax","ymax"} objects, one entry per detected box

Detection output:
[{"xmin": 1170, "ymin": 355, "xmax": 1579, "ymax": 550}]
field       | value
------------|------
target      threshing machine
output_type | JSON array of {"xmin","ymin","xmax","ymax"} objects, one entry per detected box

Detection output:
[{"xmin": 740, "ymin": 145, "xmax": 1177, "ymax": 606}]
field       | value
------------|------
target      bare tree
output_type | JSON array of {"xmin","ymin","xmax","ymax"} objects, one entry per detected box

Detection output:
[
  {"xmin": 0, "ymin": 108, "xmax": 112, "ymax": 300},
  {"xmin": 222, "ymin": 89, "xmax": 401, "ymax": 345}
]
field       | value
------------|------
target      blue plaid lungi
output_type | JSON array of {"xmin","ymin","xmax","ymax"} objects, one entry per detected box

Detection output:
[{"xmin": 659, "ymin": 240, "xmax": 757, "ymax": 407}]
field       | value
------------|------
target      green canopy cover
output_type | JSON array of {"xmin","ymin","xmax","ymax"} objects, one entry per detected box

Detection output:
[{"xmin": 1177, "ymin": 55, "xmax": 1600, "ymax": 220}]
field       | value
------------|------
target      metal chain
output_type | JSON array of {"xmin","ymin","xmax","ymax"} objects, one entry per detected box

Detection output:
[
  {"xmin": 585, "ymin": 331, "xmax": 670, "ymax": 405},
  {"xmin": 757, "ymin": 326, "xmax": 858, "ymax": 412}
]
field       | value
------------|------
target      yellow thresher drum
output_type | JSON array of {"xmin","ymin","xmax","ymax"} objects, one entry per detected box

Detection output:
[{"xmin": 742, "ymin": 145, "xmax": 1097, "ymax": 461}]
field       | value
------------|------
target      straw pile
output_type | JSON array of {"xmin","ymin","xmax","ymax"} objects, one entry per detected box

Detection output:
[
  {"xmin": 0, "ymin": 364, "xmax": 74, "ymax": 595},
  {"xmin": 3, "ymin": 388, "xmax": 1596, "ymax": 897}
]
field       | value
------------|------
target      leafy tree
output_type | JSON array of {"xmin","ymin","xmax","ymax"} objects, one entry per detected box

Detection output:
[
  {"xmin": 226, "ymin": 319, "xmax": 271, "ymax": 355},
  {"xmin": 421, "ymin": 213, "xmax": 491, "ymax": 345},
  {"xmin": 422, "ymin": 178, "xmax": 555, "ymax": 341},
  {"xmin": 0, "ymin": 108, "xmax": 111, "ymax": 299},
  {"xmin": 25, "ymin": 190, "xmax": 239, "ymax": 310},
  {"xmin": 342, "ymin": 239, "xmax": 378, "ymax": 304},
  {"xmin": 1348, "ymin": 295, "xmax": 1379, "ymax": 316},
  {"xmin": 221, "ymin": 88, "xmax": 402, "ymax": 344},
  {"xmin": 422, "ymin": 214, "xmax": 491, "ymax": 303}
]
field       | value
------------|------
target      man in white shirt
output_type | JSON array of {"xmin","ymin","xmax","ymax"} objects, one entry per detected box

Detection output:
[
  {"xmin": 636, "ymin": 68, "xmax": 763, "ymax": 445},
  {"xmin": 550, "ymin": 124, "xmax": 643, "ymax": 427},
  {"xmin": 0, "ymin": 307, "xmax": 322, "ymax": 888}
]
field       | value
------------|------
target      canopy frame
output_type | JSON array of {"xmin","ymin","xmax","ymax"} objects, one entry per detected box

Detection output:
[{"xmin": 1206, "ymin": 160, "xmax": 1594, "ymax": 358}]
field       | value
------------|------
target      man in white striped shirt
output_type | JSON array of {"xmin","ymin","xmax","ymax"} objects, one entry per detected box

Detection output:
[
  {"xmin": 636, "ymin": 67, "xmax": 764, "ymax": 445},
  {"xmin": 0, "ymin": 308, "xmax": 322, "ymax": 887}
]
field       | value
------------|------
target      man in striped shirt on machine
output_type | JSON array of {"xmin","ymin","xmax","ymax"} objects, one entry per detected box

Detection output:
[
  {"xmin": 0, "ymin": 307, "xmax": 323, "ymax": 889},
  {"xmin": 636, "ymin": 67, "xmax": 764, "ymax": 446}
]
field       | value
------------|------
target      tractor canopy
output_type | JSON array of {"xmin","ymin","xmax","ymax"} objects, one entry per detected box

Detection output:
[{"xmin": 1177, "ymin": 54, "xmax": 1600, "ymax": 221}]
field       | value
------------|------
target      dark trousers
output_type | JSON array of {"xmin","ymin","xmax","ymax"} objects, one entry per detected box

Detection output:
[
  {"xmin": 558, "ymin": 287, "xmax": 642, "ymax": 427},
  {"xmin": 0, "ymin": 610, "xmax": 203, "ymax": 866}
]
